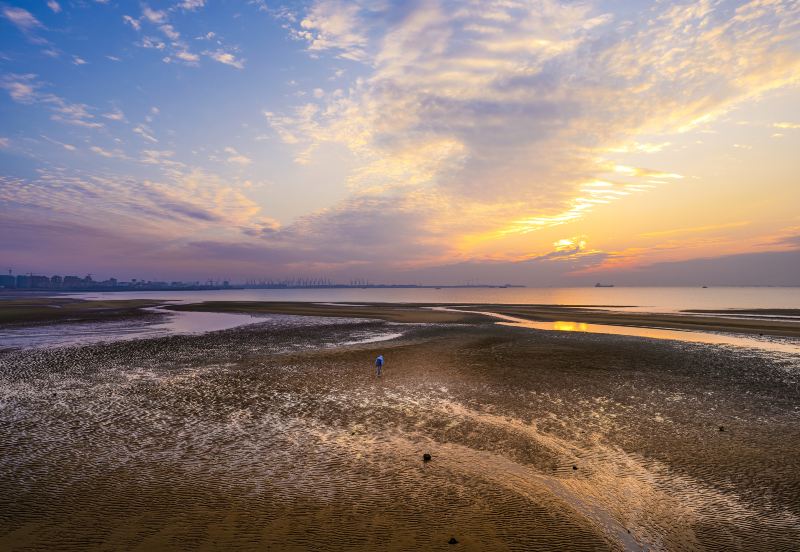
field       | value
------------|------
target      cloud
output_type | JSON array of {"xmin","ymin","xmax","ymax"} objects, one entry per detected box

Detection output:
[
  {"xmin": 0, "ymin": 164, "xmax": 262, "ymax": 241},
  {"xmin": 0, "ymin": 137, "xmax": 9, "ymax": 148},
  {"xmin": 2, "ymin": 0, "xmax": 799, "ymax": 281},
  {"xmin": 47, "ymin": 1, "xmax": 62, "ymax": 14},
  {"xmin": 204, "ymin": 49, "xmax": 245, "ymax": 69},
  {"xmin": 123, "ymin": 15, "xmax": 141, "ymax": 31},
  {"xmin": 89, "ymin": 145, "xmax": 128, "ymax": 159},
  {"xmin": 175, "ymin": 50, "xmax": 200, "ymax": 63},
  {"xmin": 597, "ymin": 249, "xmax": 800, "ymax": 286},
  {"xmin": 160, "ymin": 24, "xmax": 180, "ymax": 41},
  {"xmin": 295, "ymin": 1, "xmax": 370, "ymax": 61},
  {"xmin": 2, "ymin": 6, "xmax": 45, "ymax": 32},
  {"xmin": 0, "ymin": 73, "xmax": 38, "ymax": 102},
  {"xmin": 224, "ymin": 147, "xmax": 252, "ymax": 166},
  {"xmin": 41, "ymin": 135, "xmax": 77, "ymax": 151},
  {"xmin": 102, "ymin": 108, "xmax": 126, "ymax": 121},
  {"xmin": 1, "ymin": 74, "xmax": 104, "ymax": 129},
  {"xmin": 133, "ymin": 124, "xmax": 158, "ymax": 143},
  {"xmin": 129, "ymin": 7, "xmax": 204, "ymax": 67},
  {"xmin": 142, "ymin": 6, "xmax": 167, "ymax": 24},
  {"xmin": 178, "ymin": 0, "xmax": 205, "ymax": 10},
  {"xmin": 261, "ymin": 0, "xmax": 800, "ymax": 268}
]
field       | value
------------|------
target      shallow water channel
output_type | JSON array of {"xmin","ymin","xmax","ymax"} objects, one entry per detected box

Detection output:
[{"xmin": 0, "ymin": 306, "xmax": 404, "ymax": 350}]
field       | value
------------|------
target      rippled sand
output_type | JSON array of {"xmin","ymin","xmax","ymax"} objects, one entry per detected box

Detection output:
[{"xmin": 1, "ymin": 320, "xmax": 798, "ymax": 550}]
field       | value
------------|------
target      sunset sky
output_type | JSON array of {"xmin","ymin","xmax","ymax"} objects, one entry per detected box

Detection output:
[{"xmin": 1, "ymin": 0, "xmax": 799, "ymax": 285}]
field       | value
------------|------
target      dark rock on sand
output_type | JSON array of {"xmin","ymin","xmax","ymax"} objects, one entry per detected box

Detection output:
[
  {"xmin": 448, "ymin": 537, "xmax": 458, "ymax": 544},
  {"xmin": 423, "ymin": 453, "xmax": 432, "ymax": 462}
]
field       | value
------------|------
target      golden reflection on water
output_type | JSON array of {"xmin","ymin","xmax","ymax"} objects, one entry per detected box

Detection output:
[{"xmin": 553, "ymin": 321, "xmax": 588, "ymax": 332}]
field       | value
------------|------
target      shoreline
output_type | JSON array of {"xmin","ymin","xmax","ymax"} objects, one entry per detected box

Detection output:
[
  {"xmin": 0, "ymin": 297, "xmax": 164, "ymax": 327},
  {"xmin": 3, "ymin": 298, "xmax": 800, "ymax": 343},
  {"xmin": 166, "ymin": 300, "xmax": 800, "ymax": 338}
]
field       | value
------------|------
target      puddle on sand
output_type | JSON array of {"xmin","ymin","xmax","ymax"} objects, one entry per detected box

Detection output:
[
  {"xmin": 0, "ymin": 307, "xmax": 266, "ymax": 350},
  {"xmin": 339, "ymin": 331, "xmax": 404, "ymax": 346},
  {"xmin": 143, "ymin": 306, "xmax": 265, "ymax": 334},
  {"xmin": 0, "ymin": 305, "xmax": 408, "ymax": 352}
]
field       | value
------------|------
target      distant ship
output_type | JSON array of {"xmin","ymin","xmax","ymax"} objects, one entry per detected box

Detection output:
[{"xmin": 594, "ymin": 283, "xmax": 614, "ymax": 287}]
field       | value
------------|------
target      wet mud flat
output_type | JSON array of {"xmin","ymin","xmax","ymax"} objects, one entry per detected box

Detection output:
[
  {"xmin": 0, "ymin": 297, "xmax": 165, "ymax": 328},
  {"xmin": 1, "ymin": 320, "xmax": 799, "ymax": 550}
]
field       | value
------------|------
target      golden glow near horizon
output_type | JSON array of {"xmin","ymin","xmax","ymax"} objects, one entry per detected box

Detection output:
[{"xmin": 1, "ymin": 0, "xmax": 799, "ymax": 282}]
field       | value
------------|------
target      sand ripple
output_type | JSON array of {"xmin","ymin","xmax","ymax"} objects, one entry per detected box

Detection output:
[{"xmin": 1, "ymin": 321, "xmax": 798, "ymax": 550}]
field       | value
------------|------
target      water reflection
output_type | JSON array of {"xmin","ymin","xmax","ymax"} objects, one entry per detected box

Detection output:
[
  {"xmin": 552, "ymin": 321, "xmax": 589, "ymax": 332},
  {"xmin": 432, "ymin": 308, "xmax": 800, "ymax": 354},
  {"xmin": 498, "ymin": 318, "xmax": 800, "ymax": 354},
  {"xmin": 0, "ymin": 306, "xmax": 407, "ymax": 351},
  {"xmin": 57, "ymin": 286, "xmax": 800, "ymax": 315},
  {"xmin": 0, "ymin": 307, "xmax": 265, "ymax": 350}
]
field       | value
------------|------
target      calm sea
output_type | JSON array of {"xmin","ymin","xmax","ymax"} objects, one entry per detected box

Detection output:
[{"xmin": 61, "ymin": 286, "xmax": 800, "ymax": 314}]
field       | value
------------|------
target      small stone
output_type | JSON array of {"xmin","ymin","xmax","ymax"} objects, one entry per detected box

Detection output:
[
  {"xmin": 719, "ymin": 426, "xmax": 725, "ymax": 432},
  {"xmin": 572, "ymin": 465, "xmax": 578, "ymax": 470},
  {"xmin": 448, "ymin": 537, "xmax": 458, "ymax": 545},
  {"xmin": 423, "ymin": 453, "xmax": 432, "ymax": 462}
]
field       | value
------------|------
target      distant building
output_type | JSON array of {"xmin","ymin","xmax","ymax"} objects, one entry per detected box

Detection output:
[
  {"xmin": 51, "ymin": 275, "xmax": 63, "ymax": 288},
  {"xmin": 30, "ymin": 275, "xmax": 50, "ymax": 289},
  {"xmin": 0, "ymin": 275, "xmax": 15, "ymax": 289},
  {"xmin": 16, "ymin": 275, "xmax": 30, "ymax": 288},
  {"xmin": 63, "ymin": 276, "xmax": 83, "ymax": 288}
]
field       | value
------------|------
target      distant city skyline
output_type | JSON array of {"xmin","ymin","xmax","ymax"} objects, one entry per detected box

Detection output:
[
  {"xmin": 1, "ymin": 1, "xmax": 799, "ymax": 285},
  {"xmin": 0, "ymin": 269, "xmax": 529, "ymax": 290}
]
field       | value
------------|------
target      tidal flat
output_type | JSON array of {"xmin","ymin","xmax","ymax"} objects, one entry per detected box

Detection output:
[{"xmin": 0, "ymin": 311, "xmax": 799, "ymax": 550}]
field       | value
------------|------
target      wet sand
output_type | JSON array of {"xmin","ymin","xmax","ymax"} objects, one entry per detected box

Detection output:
[
  {"xmin": 168, "ymin": 301, "xmax": 486, "ymax": 324},
  {"xmin": 168, "ymin": 301, "xmax": 800, "ymax": 337},
  {"xmin": 0, "ymin": 298, "xmax": 163, "ymax": 327},
  {"xmin": 1, "ymin": 316, "xmax": 798, "ymax": 550}
]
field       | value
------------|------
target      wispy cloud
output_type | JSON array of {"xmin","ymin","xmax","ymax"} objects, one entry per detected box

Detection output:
[
  {"xmin": 293, "ymin": 1, "xmax": 370, "ymax": 61},
  {"xmin": 1, "ymin": 74, "xmax": 104, "ymax": 129},
  {"xmin": 123, "ymin": 15, "xmax": 141, "ymax": 31},
  {"xmin": 177, "ymin": 0, "xmax": 206, "ymax": 11},
  {"xmin": 127, "ymin": 5, "xmax": 204, "ymax": 67},
  {"xmin": 204, "ymin": 49, "xmax": 245, "ymax": 69},
  {"xmin": 3, "ymin": 6, "xmax": 45, "ymax": 32},
  {"xmin": 224, "ymin": 147, "xmax": 252, "ymax": 166},
  {"xmin": 102, "ymin": 108, "xmax": 126, "ymax": 122},
  {"xmin": 90, "ymin": 145, "xmax": 128, "ymax": 159},
  {"xmin": 133, "ymin": 124, "xmax": 158, "ymax": 143},
  {"xmin": 641, "ymin": 221, "xmax": 751, "ymax": 239},
  {"xmin": 142, "ymin": 6, "xmax": 168, "ymax": 24}
]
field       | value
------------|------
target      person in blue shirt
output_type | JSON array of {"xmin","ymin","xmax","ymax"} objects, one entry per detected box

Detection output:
[{"xmin": 375, "ymin": 354, "xmax": 384, "ymax": 377}]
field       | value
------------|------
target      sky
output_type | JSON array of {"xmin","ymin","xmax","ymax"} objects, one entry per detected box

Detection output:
[{"xmin": 0, "ymin": 0, "xmax": 799, "ymax": 285}]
